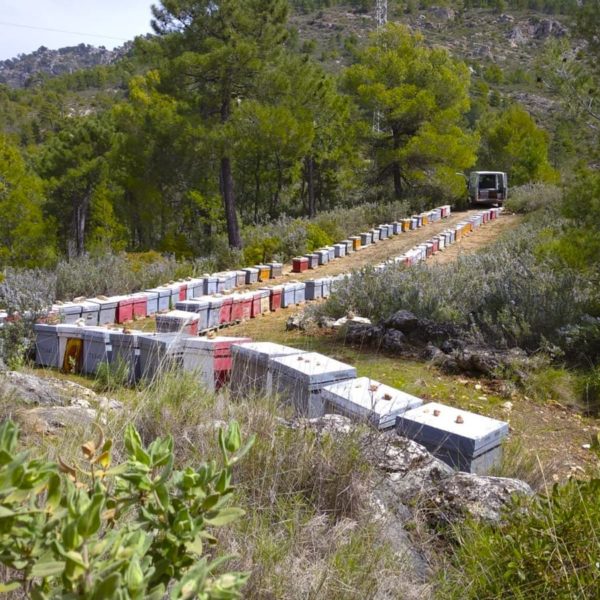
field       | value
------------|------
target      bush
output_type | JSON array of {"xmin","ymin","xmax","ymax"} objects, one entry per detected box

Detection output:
[
  {"xmin": 320, "ymin": 214, "xmax": 598, "ymax": 355},
  {"xmin": 439, "ymin": 474, "xmax": 600, "ymax": 599},
  {"xmin": 505, "ymin": 183, "xmax": 562, "ymax": 214},
  {"xmin": 0, "ymin": 419, "xmax": 253, "ymax": 598}
]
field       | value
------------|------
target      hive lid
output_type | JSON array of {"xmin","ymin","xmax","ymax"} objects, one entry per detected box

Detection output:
[
  {"xmin": 269, "ymin": 352, "xmax": 356, "ymax": 385},
  {"xmin": 184, "ymin": 336, "xmax": 252, "ymax": 351},
  {"xmin": 321, "ymin": 377, "xmax": 422, "ymax": 429},
  {"xmin": 88, "ymin": 297, "xmax": 119, "ymax": 308},
  {"xmin": 232, "ymin": 342, "xmax": 305, "ymax": 362},
  {"xmin": 158, "ymin": 310, "xmax": 200, "ymax": 322},
  {"xmin": 396, "ymin": 402, "xmax": 509, "ymax": 457}
]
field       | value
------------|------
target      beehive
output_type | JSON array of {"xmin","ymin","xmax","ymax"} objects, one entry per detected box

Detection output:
[
  {"xmin": 306, "ymin": 253, "xmax": 320, "ymax": 269},
  {"xmin": 137, "ymin": 332, "xmax": 186, "ymax": 381},
  {"xmin": 292, "ymin": 257, "xmax": 309, "ymax": 273},
  {"xmin": 256, "ymin": 265, "xmax": 271, "ymax": 282},
  {"xmin": 281, "ymin": 284, "xmax": 296, "ymax": 308},
  {"xmin": 207, "ymin": 296, "xmax": 224, "ymax": 329},
  {"xmin": 34, "ymin": 323, "xmax": 63, "ymax": 367},
  {"xmin": 230, "ymin": 342, "xmax": 306, "ymax": 397},
  {"xmin": 235, "ymin": 271, "xmax": 247, "ymax": 287},
  {"xmin": 131, "ymin": 293, "xmax": 148, "ymax": 319},
  {"xmin": 316, "ymin": 250, "xmax": 329, "ymax": 265},
  {"xmin": 182, "ymin": 336, "xmax": 251, "ymax": 392},
  {"xmin": 54, "ymin": 302, "xmax": 82, "ymax": 324},
  {"xmin": 56, "ymin": 324, "xmax": 86, "ymax": 372},
  {"xmin": 156, "ymin": 310, "xmax": 200, "ymax": 335},
  {"xmin": 350, "ymin": 236, "xmax": 361, "ymax": 251},
  {"xmin": 250, "ymin": 291, "xmax": 262, "ymax": 318},
  {"xmin": 175, "ymin": 299, "xmax": 210, "ymax": 331},
  {"xmin": 80, "ymin": 301, "xmax": 100, "ymax": 326},
  {"xmin": 268, "ymin": 262, "xmax": 283, "ymax": 278},
  {"xmin": 109, "ymin": 329, "xmax": 142, "ymax": 384},
  {"xmin": 144, "ymin": 291, "xmax": 160, "ymax": 316},
  {"xmin": 215, "ymin": 272, "xmax": 237, "ymax": 291},
  {"xmin": 269, "ymin": 286, "xmax": 283, "ymax": 311},
  {"xmin": 146, "ymin": 288, "xmax": 171, "ymax": 312},
  {"xmin": 360, "ymin": 233, "xmax": 371, "ymax": 246},
  {"xmin": 203, "ymin": 276, "xmax": 218, "ymax": 295},
  {"xmin": 88, "ymin": 297, "xmax": 117, "ymax": 325},
  {"xmin": 293, "ymin": 282, "xmax": 306, "ymax": 305},
  {"xmin": 333, "ymin": 243, "xmax": 347, "ymax": 258},
  {"xmin": 230, "ymin": 294, "xmax": 246, "ymax": 322},
  {"xmin": 258, "ymin": 289, "xmax": 270, "ymax": 314},
  {"xmin": 82, "ymin": 328, "xmax": 112, "ymax": 375},
  {"xmin": 115, "ymin": 297, "xmax": 134, "ymax": 324},
  {"xmin": 396, "ymin": 402, "xmax": 509, "ymax": 474},
  {"xmin": 219, "ymin": 296, "xmax": 233, "ymax": 324},
  {"xmin": 321, "ymin": 277, "xmax": 333, "ymax": 298},
  {"xmin": 320, "ymin": 377, "xmax": 423, "ymax": 430},
  {"xmin": 305, "ymin": 280, "xmax": 323, "ymax": 301},
  {"xmin": 269, "ymin": 352, "xmax": 357, "ymax": 418},
  {"xmin": 185, "ymin": 278, "xmax": 204, "ymax": 300}
]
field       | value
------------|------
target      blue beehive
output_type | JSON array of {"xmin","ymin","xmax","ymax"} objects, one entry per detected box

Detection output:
[
  {"xmin": 293, "ymin": 282, "xmax": 306, "ymax": 305},
  {"xmin": 109, "ymin": 329, "xmax": 142, "ymax": 384},
  {"xmin": 242, "ymin": 267, "xmax": 259, "ymax": 285},
  {"xmin": 82, "ymin": 328, "xmax": 111, "ymax": 375},
  {"xmin": 203, "ymin": 276, "xmax": 218, "ymax": 295},
  {"xmin": 186, "ymin": 278, "xmax": 204, "ymax": 300},
  {"xmin": 396, "ymin": 402, "xmax": 509, "ymax": 474},
  {"xmin": 316, "ymin": 250, "xmax": 329, "ymax": 265},
  {"xmin": 144, "ymin": 291, "xmax": 160, "ymax": 316},
  {"xmin": 281, "ymin": 284, "xmax": 296, "ymax": 308},
  {"xmin": 54, "ymin": 303, "xmax": 83, "ymax": 324},
  {"xmin": 333, "ymin": 243, "xmax": 346, "ymax": 258},
  {"xmin": 34, "ymin": 324, "xmax": 62, "ymax": 367},
  {"xmin": 321, "ymin": 277, "xmax": 333, "ymax": 298},
  {"xmin": 146, "ymin": 287, "xmax": 171, "ymax": 312},
  {"xmin": 305, "ymin": 280, "xmax": 323, "ymax": 300},
  {"xmin": 306, "ymin": 254, "xmax": 320, "ymax": 269}
]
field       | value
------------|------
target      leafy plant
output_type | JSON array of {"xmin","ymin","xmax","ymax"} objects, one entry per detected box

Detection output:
[{"xmin": 0, "ymin": 419, "xmax": 254, "ymax": 599}]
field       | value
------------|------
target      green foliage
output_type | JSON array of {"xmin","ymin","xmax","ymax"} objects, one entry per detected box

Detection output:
[
  {"xmin": 504, "ymin": 183, "xmax": 562, "ymax": 214},
  {"xmin": 345, "ymin": 23, "xmax": 478, "ymax": 200},
  {"xmin": 439, "ymin": 474, "xmax": 600, "ymax": 599},
  {"xmin": 0, "ymin": 134, "xmax": 56, "ymax": 268},
  {"xmin": 305, "ymin": 223, "xmax": 333, "ymax": 251},
  {"xmin": 0, "ymin": 419, "xmax": 254, "ymax": 598},
  {"xmin": 478, "ymin": 104, "xmax": 558, "ymax": 185}
]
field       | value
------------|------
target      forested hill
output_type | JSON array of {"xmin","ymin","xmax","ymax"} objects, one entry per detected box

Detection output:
[{"xmin": 0, "ymin": 0, "xmax": 596, "ymax": 269}]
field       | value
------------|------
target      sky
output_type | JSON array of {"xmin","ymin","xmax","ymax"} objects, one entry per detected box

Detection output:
[{"xmin": 0, "ymin": 0, "xmax": 156, "ymax": 60}]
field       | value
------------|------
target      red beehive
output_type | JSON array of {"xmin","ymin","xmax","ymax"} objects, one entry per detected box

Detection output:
[
  {"xmin": 240, "ymin": 293, "xmax": 252, "ymax": 320},
  {"xmin": 230, "ymin": 294, "xmax": 244, "ymax": 322},
  {"xmin": 219, "ymin": 296, "xmax": 233, "ymax": 325},
  {"xmin": 270, "ymin": 286, "xmax": 283, "ymax": 312},
  {"xmin": 292, "ymin": 256, "xmax": 309, "ymax": 273},
  {"xmin": 432, "ymin": 239, "xmax": 439, "ymax": 254},
  {"xmin": 132, "ymin": 294, "xmax": 148, "ymax": 319},
  {"xmin": 250, "ymin": 291, "xmax": 262, "ymax": 318},
  {"xmin": 116, "ymin": 296, "xmax": 134, "ymax": 324},
  {"xmin": 178, "ymin": 284, "xmax": 188, "ymax": 301}
]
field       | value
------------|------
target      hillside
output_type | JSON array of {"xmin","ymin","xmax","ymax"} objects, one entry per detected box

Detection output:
[{"xmin": 0, "ymin": 42, "xmax": 133, "ymax": 88}]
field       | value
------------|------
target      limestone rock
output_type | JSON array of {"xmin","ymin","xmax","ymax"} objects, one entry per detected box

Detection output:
[
  {"xmin": 15, "ymin": 406, "xmax": 98, "ymax": 435},
  {"xmin": 384, "ymin": 310, "xmax": 419, "ymax": 333}
]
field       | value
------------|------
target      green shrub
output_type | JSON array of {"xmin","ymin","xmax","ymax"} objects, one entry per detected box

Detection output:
[
  {"xmin": 0, "ymin": 419, "xmax": 253, "ymax": 598},
  {"xmin": 505, "ymin": 183, "xmax": 562, "ymax": 214},
  {"xmin": 439, "ymin": 474, "xmax": 600, "ymax": 599},
  {"xmin": 305, "ymin": 223, "xmax": 333, "ymax": 251}
]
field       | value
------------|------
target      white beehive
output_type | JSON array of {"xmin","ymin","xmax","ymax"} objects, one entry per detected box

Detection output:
[
  {"xmin": 320, "ymin": 377, "xmax": 423, "ymax": 430},
  {"xmin": 230, "ymin": 342, "xmax": 306, "ymax": 397},
  {"xmin": 269, "ymin": 352, "xmax": 357, "ymax": 418}
]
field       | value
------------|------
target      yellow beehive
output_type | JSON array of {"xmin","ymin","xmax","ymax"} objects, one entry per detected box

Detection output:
[
  {"xmin": 402, "ymin": 219, "xmax": 411, "ymax": 232},
  {"xmin": 421, "ymin": 214, "xmax": 429, "ymax": 226},
  {"xmin": 352, "ymin": 238, "xmax": 361, "ymax": 251},
  {"xmin": 256, "ymin": 265, "xmax": 271, "ymax": 282}
]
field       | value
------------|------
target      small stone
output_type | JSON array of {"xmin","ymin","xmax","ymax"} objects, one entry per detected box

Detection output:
[
  {"xmin": 582, "ymin": 443, "xmax": 591, "ymax": 450},
  {"xmin": 474, "ymin": 384, "xmax": 482, "ymax": 391},
  {"xmin": 478, "ymin": 396, "xmax": 488, "ymax": 401},
  {"xmin": 502, "ymin": 401, "xmax": 513, "ymax": 412}
]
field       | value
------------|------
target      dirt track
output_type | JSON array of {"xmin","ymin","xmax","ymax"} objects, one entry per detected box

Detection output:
[{"xmin": 244, "ymin": 209, "xmax": 522, "ymax": 288}]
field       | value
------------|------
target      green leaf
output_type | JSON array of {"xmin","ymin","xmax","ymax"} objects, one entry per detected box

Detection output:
[
  {"xmin": 170, "ymin": 560, "xmax": 208, "ymax": 600},
  {"xmin": 29, "ymin": 560, "xmax": 65, "ymax": 579},
  {"xmin": 91, "ymin": 572, "xmax": 122, "ymax": 600},
  {"xmin": 204, "ymin": 507, "xmax": 245, "ymax": 527},
  {"xmin": 77, "ymin": 493, "xmax": 104, "ymax": 538},
  {"xmin": 224, "ymin": 421, "xmax": 241, "ymax": 453},
  {"xmin": 124, "ymin": 425, "xmax": 150, "ymax": 466},
  {"xmin": 0, "ymin": 581, "xmax": 21, "ymax": 593}
]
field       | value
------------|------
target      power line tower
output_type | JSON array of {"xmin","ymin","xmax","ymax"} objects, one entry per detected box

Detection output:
[
  {"xmin": 375, "ymin": 0, "xmax": 387, "ymax": 29},
  {"xmin": 372, "ymin": 0, "xmax": 387, "ymax": 132}
]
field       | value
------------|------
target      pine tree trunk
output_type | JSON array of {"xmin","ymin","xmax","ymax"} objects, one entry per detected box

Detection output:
[
  {"xmin": 305, "ymin": 155, "xmax": 316, "ymax": 218},
  {"xmin": 220, "ymin": 99, "xmax": 242, "ymax": 249},
  {"xmin": 68, "ymin": 191, "xmax": 90, "ymax": 258},
  {"xmin": 392, "ymin": 127, "xmax": 403, "ymax": 199}
]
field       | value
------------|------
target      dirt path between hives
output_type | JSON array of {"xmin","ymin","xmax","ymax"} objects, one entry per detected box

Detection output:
[{"xmin": 243, "ymin": 209, "xmax": 522, "ymax": 289}]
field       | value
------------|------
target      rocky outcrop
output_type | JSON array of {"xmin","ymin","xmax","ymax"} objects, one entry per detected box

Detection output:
[
  {"xmin": 298, "ymin": 415, "xmax": 533, "ymax": 526},
  {"xmin": 0, "ymin": 42, "xmax": 132, "ymax": 88},
  {"xmin": 0, "ymin": 371, "xmax": 122, "ymax": 434}
]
